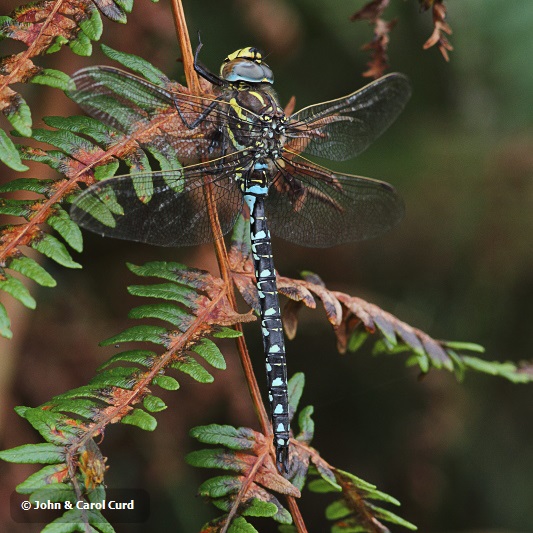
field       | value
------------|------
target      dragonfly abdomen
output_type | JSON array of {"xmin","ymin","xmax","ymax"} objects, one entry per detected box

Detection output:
[{"xmin": 244, "ymin": 189, "xmax": 290, "ymax": 472}]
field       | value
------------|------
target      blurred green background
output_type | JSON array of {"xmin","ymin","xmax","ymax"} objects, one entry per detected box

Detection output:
[{"xmin": 0, "ymin": 0, "xmax": 532, "ymax": 531}]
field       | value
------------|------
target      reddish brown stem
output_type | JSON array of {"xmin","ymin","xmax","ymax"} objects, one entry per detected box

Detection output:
[
  {"xmin": 168, "ymin": 0, "xmax": 271, "ymax": 442},
  {"xmin": 0, "ymin": 0, "xmax": 65, "ymax": 92},
  {"xmin": 169, "ymin": 0, "xmax": 201, "ymax": 95},
  {"xmin": 288, "ymin": 496, "xmax": 309, "ymax": 533}
]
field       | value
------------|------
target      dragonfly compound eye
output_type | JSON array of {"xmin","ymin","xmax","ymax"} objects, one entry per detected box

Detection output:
[{"xmin": 220, "ymin": 47, "xmax": 274, "ymax": 85}]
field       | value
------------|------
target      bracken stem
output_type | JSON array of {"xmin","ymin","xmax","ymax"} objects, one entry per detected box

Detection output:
[{"xmin": 168, "ymin": 0, "xmax": 272, "ymax": 446}]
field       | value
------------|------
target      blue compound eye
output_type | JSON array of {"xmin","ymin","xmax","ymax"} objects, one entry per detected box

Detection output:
[{"xmin": 220, "ymin": 47, "xmax": 274, "ymax": 84}]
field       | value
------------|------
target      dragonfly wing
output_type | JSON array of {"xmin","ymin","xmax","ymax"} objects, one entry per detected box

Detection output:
[
  {"xmin": 285, "ymin": 73, "xmax": 411, "ymax": 162},
  {"xmin": 70, "ymin": 66, "xmax": 175, "ymax": 131},
  {"xmin": 70, "ymin": 163, "xmax": 244, "ymax": 247},
  {"xmin": 265, "ymin": 157, "xmax": 404, "ymax": 247},
  {"xmin": 69, "ymin": 67, "xmax": 263, "ymax": 162}
]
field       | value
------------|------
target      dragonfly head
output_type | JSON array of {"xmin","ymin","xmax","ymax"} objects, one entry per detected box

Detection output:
[{"xmin": 220, "ymin": 47, "xmax": 274, "ymax": 85}]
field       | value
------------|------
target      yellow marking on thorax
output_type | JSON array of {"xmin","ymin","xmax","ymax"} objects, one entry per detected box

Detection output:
[
  {"xmin": 229, "ymin": 97, "xmax": 248, "ymax": 121},
  {"xmin": 249, "ymin": 91, "xmax": 266, "ymax": 107}
]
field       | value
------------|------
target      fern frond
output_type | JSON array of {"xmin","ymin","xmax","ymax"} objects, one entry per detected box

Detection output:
[
  {"xmin": 229, "ymin": 213, "xmax": 533, "ymax": 384},
  {"xmin": 187, "ymin": 377, "xmax": 304, "ymax": 531},
  {"xmin": 310, "ymin": 468, "xmax": 418, "ymax": 532},
  {"xmin": 187, "ymin": 373, "xmax": 416, "ymax": 533},
  {"xmin": 0, "ymin": 46, "xmax": 196, "ymax": 334},
  {"xmin": 0, "ymin": 260, "xmax": 253, "ymax": 531},
  {"xmin": 0, "ymin": 0, "xmax": 134, "ymax": 157}
]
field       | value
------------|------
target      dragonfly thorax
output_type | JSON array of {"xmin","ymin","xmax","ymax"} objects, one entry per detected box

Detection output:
[{"xmin": 221, "ymin": 84, "xmax": 287, "ymax": 161}]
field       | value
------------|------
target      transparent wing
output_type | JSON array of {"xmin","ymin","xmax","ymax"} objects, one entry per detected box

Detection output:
[
  {"xmin": 70, "ymin": 159, "xmax": 246, "ymax": 247},
  {"xmin": 68, "ymin": 67, "xmax": 263, "ymax": 160},
  {"xmin": 285, "ymin": 73, "xmax": 411, "ymax": 162},
  {"xmin": 265, "ymin": 157, "xmax": 404, "ymax": 247}
]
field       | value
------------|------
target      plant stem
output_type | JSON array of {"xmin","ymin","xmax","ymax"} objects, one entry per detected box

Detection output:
[
  {"xmin": 168, "ymin": 0, "xmax": 200, "ymax": 94},
  {"xmin": 288, "ymin": 496, "xmax": 309, "ymax": 533},
  {"xmin": 168, "ymin": 0, "xmax": 271, "ymax": 443}
]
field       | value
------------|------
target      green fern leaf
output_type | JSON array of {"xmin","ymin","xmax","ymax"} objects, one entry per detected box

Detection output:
[
  {"xmin": 0, "ymin": 443, "xmax": 65, "ymax": 464},
  {"xmin": 461, "ymin": 355, "xmax": 532, "ymax": 383},
  {"xmin": 69, "ymin": 30, "xmax": 92, "ymax": 56},
  {"xmin": 41, "ymin": 507, "xmax": 112, "ymax": 533},
  {"xmin": 128, "ymin": 302, "xmax": 188, "ymax": 326},
  {"xmin": 307, "ymin": 479, "xmax": 341, "ymax": 494},
  {"xmin": 29, "ymin": 483, "xmax": 75, "ymax": 504},
  {"xmin": 113, "ymin": 0, "xmax": 133, "ymax": 15},
  {"xmin": 17, "ymin": 464, "xmax": 69, "ymax": 494},
  {"xmin": 143, "ymin": 395, "xmax": 167, "ymax": 413},
  {"xmin": 171, "ymin": 356, "xmax": 214, "ymax": 383},
  {"xmin": 213, "ymin": 497, "xmax": 278, "ymax": 519},
  {"xmin": 48, "ymin": 398, "xmax": 100, "ymax": 420},
  {"xmin": 0, "ymin": 303, "xmax": 12, "ymax": 338},
  {"xmin": 405, "ymin": 351, "xmax": 430, "ymax": 373},
  {"xmin": 186, "ymin": 448, "xmax": 237, "ymax": 470},
  {"xmin": 127, "ymin": 282, "xmax": 195, "ymax": 305},
  {"xmin": 325, "ymin": 500, "xmax": 351, "ymax": 520},
  {"xmin": 0, "ymin": 274, "xmax": 36, "ymax": 309},
  {"xmin": 190, "ymin": 424, "xmax": 256, "ymax": 451},
  {"xmin": 78, "ymin": 6, "xmax": 103, "ymax": 41},
  {"xmin": 368, "ymin": 504, "xmax": 417, "ymax": 530},
  {"xmin": 212, "ymin": 326, "xmax": 242, "ymax": 339},
  {"xmin": 94, "ymin": 160, "xmax": 120, "ymax": 181},
  {"xmin": 373, "ymin": 314, "xmax": 397, "ymax": 347},
  {"xmin": 121, "ymin": 408, "xmax": 157, "ymax": 431},
  {"xmin": 321, "ymin": 469, "xmax": 417, "ymax": 532},
  {"xmin": 347, "ymin": 328, "xmax": 369, "ymax": 352},
  {"xmin": 47, "ymin": 207, "xmax": 84, "ymax": 252},
  {"xmin": 148, "ymin": 144, "xmax": 182, "ymax": 172},
  {"xmin": 89, "ymin": 366, "xmax": 138, "ymax": 389},
  {"xmin": 127, "ymin": 261, "xmax": 188, "ymax": 281},
  {"xmin": 101, "ymin": 44, "xmax": 167, "ymax": 85},
  {"xmin": 97, "ymin": 349, "xmax": 156, "ymax": 370},
  {"xmin": 287, "ymin": 372, "xmax": 304, "ymax": 418},
  {"xmin": 296, "ymin": 405, "xmax": 314, "ymax": 443},
  {"xmin": 50, "ymin": 385, "xmax": 113, "ymax": 402},
  {"xmin": 22, "ymin": 409, "xmax": 80, "ymax": 445},
  {"xmin": 42, "ymin": 115, "xmax": 116, "ymax": 145},
  {"xmin": 0, "ymin": 129, "xmax": 28, "ymax": 171},
  {"xmin": 31, "ymin": 234, "xmax": 82, "ymax": 269},
  {"xmin": 198, "ymin": 475, "xmax": 241, "ymax": 498},
  {"xmin": 152, "ymin": 375, "xmax": 180, "ymax": 391},
  {"xmin": 4, "ymin": 95, "xmax": 31, "ymax": 137},
  {"xmin": 46, "ymin": 35, "xmax": 69, "ymax": 54},
  {"xmin": 0, "ymin": 198, "xmax": 33, "ymax": 218},
  {"xmin": 9, "ymin": 256, "xmax": 57, "ymax": 287},
  {"xmin": 0, "ymin": 177, "xmax": 54, "ymax": 194},
  {"xmin": 192, "ymin": 338, "xmax": 226, "ymax": 370},
  {"xmin": 72, "ymin": 186, "xmax": 122, "ymax": 227},
  {"xmin": 31, "ymin": 69, "xmax": 75, "ymax": 91},
  {"xmin": 100, "ymin": 325, "xmax": 167, "ymax": 346},
  {"xmin": 227, "ymin": 517, "xmax": 259, "ymax": 533},
  {"xmin": 444, "ymin": 341, "xmax": 485, "ymax": 353},
  {"xmin": 32, "ymin": 127, "xmax": 96, "ymax": 155},
  {"xmin": 18, "ymin": 146, "xmax": 70, "ymax": 172}
]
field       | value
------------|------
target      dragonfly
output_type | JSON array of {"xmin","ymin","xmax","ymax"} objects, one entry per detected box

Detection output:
[{"xmin": 69, "ymin": 41, "xmax": 411, "ymax": 473}]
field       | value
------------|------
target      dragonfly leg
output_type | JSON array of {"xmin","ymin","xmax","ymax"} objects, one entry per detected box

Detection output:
[
  {"xmin": 172, "ymin": 97, "xmax": 224, "ymax": 130},
  {"xmin": 193, "ymin": 37, "xmax": 226, "ymax": 87}
]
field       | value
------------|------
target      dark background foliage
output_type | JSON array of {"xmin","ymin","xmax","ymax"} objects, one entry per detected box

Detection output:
[{"xmin": 0, "ymin": 0, "xmax": 532, "ymax": 531}]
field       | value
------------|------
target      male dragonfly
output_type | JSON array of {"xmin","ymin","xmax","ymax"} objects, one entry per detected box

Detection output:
[{"xmin": 69, "ymin": 42, "xmax": 411, "ymax": 473}]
